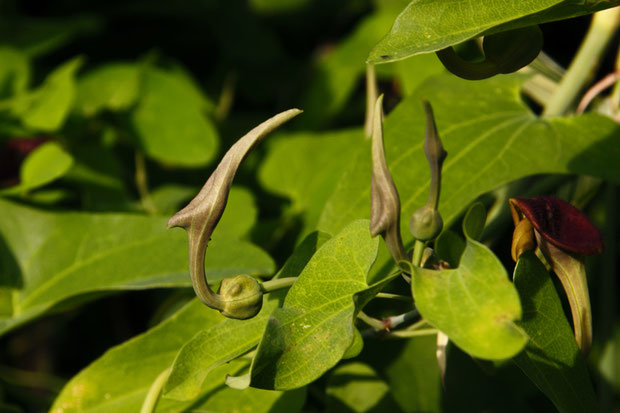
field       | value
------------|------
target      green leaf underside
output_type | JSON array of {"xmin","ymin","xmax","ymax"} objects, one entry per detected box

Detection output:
[
  {"xmin": 130, "ymin": 67, "xmax": 218, "ymax": 167},
  {"xmin": 164, "ymin": 231, "xmax": 332, "ymax": 399},
  {"xmin": 512, "ymin": 251, "xmax": 598, "ymax": 413},
  {"xmin": 412, "ymin": 237, "xmax": 526, "ymax": 360},
  {"xmin": 318, "ymin": 73, "xmax": 620, "ymax": 240},
  {"xmin": 51, "ymin": 299, "xmax": 305, "ymax": 413},
  {"xmin": 245, "ymin": 220, "xmax": 379, "ymax": 390},
  {"xmin": 0, "ymin": 197, "xmax": 273, "ymax": 336},
  {"xmin": 369, "ymin": 0, "xmax": 620, "ymax": 63}
]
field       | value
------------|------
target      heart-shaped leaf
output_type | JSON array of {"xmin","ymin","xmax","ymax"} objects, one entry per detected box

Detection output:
[{"xmin": 412, "ymin": 236, "xmax": 527, "ymax": 360}]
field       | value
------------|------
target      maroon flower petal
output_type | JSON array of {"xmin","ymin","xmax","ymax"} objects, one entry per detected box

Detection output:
[{"xmin": 509, "ymin": 196, "xmax": 603, "ymax": 255}]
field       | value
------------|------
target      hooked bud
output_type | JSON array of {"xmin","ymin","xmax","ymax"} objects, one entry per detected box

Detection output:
[
  {"xmin": 369, "ymin": 94, "xmax": 407, "ymax": 264},
  {"xmin": 218, "ymin": 274, "xmax": 263, "ymax": 320},
  {"xmin": 168, "ymin": 109, "xmax": 302, "ymax": 319},
  {"xmin": 409, "ymin": 101, "xmax": 446, "ymax": 242}
]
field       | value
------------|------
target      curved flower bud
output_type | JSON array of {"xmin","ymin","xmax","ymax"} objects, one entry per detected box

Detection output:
[
  {"xmin": 509, "ymin": 196, "xmax": 604, "ymax": 354},
  {"xmin": 168, "ymin": 109, "xmax": 302, "ymax": 319},
  {"xmin": 370, "ymin": 94, "xmax": 407, "ymax": 263},
  {"xmin": 410, "ymin": 101, "xmax": 446, "ymax": 241}
]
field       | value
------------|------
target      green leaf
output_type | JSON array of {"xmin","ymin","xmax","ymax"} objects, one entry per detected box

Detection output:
[
  {"xmin": 462, "ymin": 202, "xmax": 486, "ymax": 241},
  {"xmin": 15, "ymin": 57, "xmax": 83, "ymax": 132},
  {"xmin": 243, "ymin": 220, "xmax": 379, "ymax": 390},
  {"xmin": 163, "ymin": 231, "xmax": 331, "ymax": 399},
  {"xmin": 0, "ymin": 141, "xmax": 73, "ymax": 195},
  {"xmin": 130, "ymin": 67, "xmax": 218, "ymax": 167},
  {"xmin": 191, "ymin": 383, "xmax": 306, "ymax": 413},
  {"xmin": 75, "ymin": 63, "xmax": 141, "ymax": 116},
  {"xmin": 51, "ymin": 299, "xmax": 305, "ymax": 413},
  {"xmin": 299, "ymin": 11, "xmax": 400, "ymax": 127},
  {"xmin": 318, "ymin": 74, "xmax": 620, "ymax": 239},
  {"xmin": 325, "ymin": 362, "xmax": 401, "ymax": 413},
  {"xmin": 412, "ymin": 237, "xmax": 527, "ymax": 360},
  {"xmin": 164, "ymin": 302, "xmax": 277, "ymax": 400},
  {"xmin": 368, "ymin": 0, "xmax": 620, "ymax": 63},
  {"xmin": 512, "ymin": 251, "xmax": 598, "ymax": 413},
  {"xmin": 0, "ymin": 47, "xmax": 30, "ymax": 98},
  {"xmin": 383, "ymin": 336, "xmax": 442, "ymax": 413},
  {"xmin": 258, "ymin": 128, "xmax": 363, "ymax": 236},
  {"xmin": 0, "ymin": 16, "xmax": 101, "ymax": 57},
  {"xmin": 0, "ymin": 198, "xmax": 274, "ymax": 335}
]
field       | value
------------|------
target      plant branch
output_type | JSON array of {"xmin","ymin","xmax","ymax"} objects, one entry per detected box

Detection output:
[
  {"xmin": 135, "ymin": 151, "xmax": 157, "ymax": 215},
  {"xmin": 374, "ymin": 292, "xmax": 413, "ymax": 302},
  {"xmin": 543, "ymin": 7, "xmax": 620, "ymax": 116},
  {"xmin": 260, "ymin": 277, "xmax": 297, "ymax": 293},
  {"xmin": 140, "ymin": 367, "xmax": 171, "ymax": 413}
]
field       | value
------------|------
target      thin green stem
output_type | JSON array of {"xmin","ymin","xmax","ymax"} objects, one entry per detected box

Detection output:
[
  {"xmin": 543, "ymin": 7, "xmax": 620, "ymax": 116},
  {"xmin": 412, "ymin": 239, "xmax": 425, "ymax": 267},
  {"xmin": 364, "ymin": 63, "xmax": 378, "ymax": 139},
  {"xmin": 357, "ymin": 311, "xmax": 385, "ymax": 330},
  {"xmin": 374, "ymin": 292, "xmax": 413, "ymax": 302},
  {"xmin": 140, "ymin": 367, "xmax": 171, "ymax": 413},
  {"xmin": 384, "ymin": 309, "xmax": 420, "ymax": 330},
  {"xmin": 388, "ymin": 328, "xmax": 438, "ymax": 338},
  {"xmin": 135, "ymin": 151, "xmax": 157, "ymax": 215},
  {"xmin": 260, "ymin": 277, "xmax": 297, "ymax": 293},
  {"xmin": 610, "ymin": 42, "xmax": 620, "ymax": 109}
]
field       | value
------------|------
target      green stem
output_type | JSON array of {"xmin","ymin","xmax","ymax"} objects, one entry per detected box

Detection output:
[
  {"xmin": 260, "ymin": 277, "xmax": 297, "ymax": 293},
  {"xmin": 135, "ymin": 151, "xmax": 157, "ymax": 215},
  {"xmin": 412, "ymin": 239, "xmax": 425, "ymax": 267},
  {"xmin": 357, "ymin": 311, "xmax": 385, "ymax": 330},
  {"xmin": 543, "ymin": 7, "xmax": 620, "ymax": 116},
  {"xmin": 364, "ymin": 63, "xmax": 378, "ymax": 139},
  {"xmin": 388, "ymin": 328, "xmax": 438, "ymax": 338},
  {"xmin": 140, "ymin": 367, "xmax": 171, "ymax": 413},
  {"xmin": 610, "ymin": 42, "xmax": 620, "ymax": 109},
  {"xmin": 374, "ymin": 292, "xmax": 413, "ymax": 302}
]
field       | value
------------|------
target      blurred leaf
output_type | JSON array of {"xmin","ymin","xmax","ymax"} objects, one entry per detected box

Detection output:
[
  {"xmin": 512, "ymin": 251, "xmax": 598, "ymax": 413},
  {"xmin": 258, "ymin": 128, "xmax": 362, "ymax": 237},
  {"xmin": 299, "ymin": 11, "xmax": 398, "ymax": 127},
  {"xmin": 0, "ymin": 47, "xmax": 30, "ymax": 98},
  {"xmin": 412, "ymin": 237, "xmax": 527, "ymax": 360},
  {"xmin": 150, "ymin": 184, "xmax": 198, "ymax": 216},
  {"xmin": 244, "ymin": 220, "xmax": 378, "ymax": 390},
  {"xmin": 62, "ymin": 143, "xmax": 132, "ymax": 211},
  {"xmin": 13, "ymin": 57, "xmax": 83, "ymax": 132},
  {"xmin": 0, "ymin": 198, "xmax": 274, "ymax": 336},
  {"xmin": 249, "ymin": 0, "xmax": 310, "ymax": 14},
  {"xmin": 383, "ymin": 336, "xmax": 442, "ymax": 413},
  {"xmin": 326, "ymin": 362, "xmax": 401, "ymax": 413},
  {"xmin": 164, "ymin": 231, "xmax": 330, "ymax": 399},
  {"xmin": 75, "ymin": 63, "xmax": 141, "ymax": 116},
  {"xmin": 0, "ymin": 16, "xmax": 102, "ymax": 57},
  {"xmin": 130, "ymin": 67, "xmax": 218, "ymax": 167},
  {"xmin": 369, "ymin": 0, "xmax": 619, "ymax": 63},
  {"xmin": 0, "ymin": 142, "xmax": 73, "ymax": 195},
  {"xmin": 318, "ymin": 74, "xmax": 620, "ymax": 240}
]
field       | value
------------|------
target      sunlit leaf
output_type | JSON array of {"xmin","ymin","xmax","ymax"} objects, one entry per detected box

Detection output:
[
  {"xmin": 0, "ymin": 198, "xmax": 274, "ymax": 336},
  {"xmin": 412, "ymin": 237, "xmax": 527, "ymax": 360},
  {"xmin": 369, "ymin": 0, "xmax": 620, "ymax": 63},
  {"xmin": 242, "ymin": 220, "xmax": 379, "ymax": 390}
]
